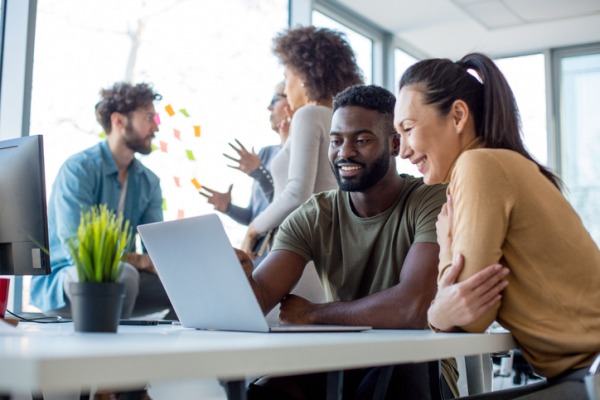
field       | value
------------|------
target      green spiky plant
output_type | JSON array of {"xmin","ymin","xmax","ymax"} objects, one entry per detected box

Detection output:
[{"xmin": 67, "ymin": 205, "xmax": 132, "ymax": 283}]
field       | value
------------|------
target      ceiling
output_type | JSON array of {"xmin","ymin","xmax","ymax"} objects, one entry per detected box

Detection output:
[{"xmin": 334, "ymin": 0, "xmax": 600, "ymax": 59}]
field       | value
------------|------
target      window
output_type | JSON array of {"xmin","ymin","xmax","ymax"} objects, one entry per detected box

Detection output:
[
  {"xmin": 555, "ymin": 49, "xmax": 600, "ymax": 245},
  {"xmin": 495, "ymin": 54, "xmax": 547, "ymax": 165},
  {"xmin": 26, "ymin": 0, "xmax": 288, "ymax": 310},
  {"xmin": 312, "ymin": 10, "xmax": 373, "ymax": 84}
]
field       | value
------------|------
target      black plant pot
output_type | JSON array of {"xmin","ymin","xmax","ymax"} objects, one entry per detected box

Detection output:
[{"xmin": 69, "ymin": 282, "xmax": 125, "ymax": 333}]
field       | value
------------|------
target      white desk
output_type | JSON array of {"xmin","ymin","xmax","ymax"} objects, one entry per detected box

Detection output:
[{"xmin": 0, "ymin": 322, "xmax": 516, "ymax": 399}]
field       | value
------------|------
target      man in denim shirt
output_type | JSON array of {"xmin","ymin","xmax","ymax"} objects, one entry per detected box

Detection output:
[{"xmin": 31, "ymin": 82, "xmax": 174, "ymax": 320}]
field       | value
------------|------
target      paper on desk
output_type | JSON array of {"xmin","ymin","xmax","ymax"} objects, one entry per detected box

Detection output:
[{"xmin": 0, "ymin": 318, "xmax": 22, "ymax": 335}]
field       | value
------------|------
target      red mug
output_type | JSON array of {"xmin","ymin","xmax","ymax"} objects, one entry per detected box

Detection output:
[{"xmin": 0, "ymin": 278, "xmax": 10, "ymax": 319}]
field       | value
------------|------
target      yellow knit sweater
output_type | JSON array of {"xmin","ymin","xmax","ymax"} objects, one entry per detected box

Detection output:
[{"xmin": 439, "ymin": 139, "xmax": 600, "ymax": 378}]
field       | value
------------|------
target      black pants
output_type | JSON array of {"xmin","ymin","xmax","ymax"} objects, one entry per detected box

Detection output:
[{"xmin": 248, "ymin": 361, "xmax": 450, "ymax": 400}]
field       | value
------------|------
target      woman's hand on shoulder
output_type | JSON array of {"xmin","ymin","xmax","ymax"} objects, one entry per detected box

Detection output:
[{"xmin": 428, "ymin": 255, "xmax": 509, "ymax": 332}]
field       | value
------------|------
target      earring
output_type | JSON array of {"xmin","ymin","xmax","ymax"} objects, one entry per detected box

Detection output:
[
  {"xmin": 456, "ymin": 127, "xmax": 461, "ymax": 134},
  {"xmin": 301, "ymin": 82, "xmax": 305, "ymax": 88}
]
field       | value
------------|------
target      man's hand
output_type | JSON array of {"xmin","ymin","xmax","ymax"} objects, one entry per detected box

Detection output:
[
  {"xmin": 241, "ymin": 224, "xmax": 259, "ymax": 260},
  {"xmin": 199, "ymin": 184, "xmax": 232, "ymax": 212},
  {"xmin": 436, "ymin": 195, "xmax": 453, "ymax": 255},
  {"xmin": 234, "ymin": 247, "xmax": 254, "ymax": 278},
  {"xmin": 223, "ymin": 139, "xmax": 261, "ymax": 174},
  {"xmin": 125, "ymin": 253, "xmax": 157, "ymax": 274},
  {"xmin": 279, "ymin": 294, "xmax": 317, "ymax": 324},
  {"xmin": 427, "ymin": 255, "xmax": 509, "ymax": 332}
]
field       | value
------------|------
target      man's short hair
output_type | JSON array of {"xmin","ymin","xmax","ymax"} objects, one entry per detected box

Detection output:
[
  {"xmin": 333, "ymin": 84, "xmax": 396, "ymax": 135},
  {"xmin": 95, "ymin": 82, "xmax": 162, "ymax": 134}
]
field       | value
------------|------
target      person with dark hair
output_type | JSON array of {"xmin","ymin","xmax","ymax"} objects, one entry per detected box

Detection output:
[
  {"xmin": 199, "ymin": 82, "xmax": 291, "ymax": 265},
  {"xmin": 394, "ymin": 53, "xmax": 600, "ymax": 399},
  {"xmin": 241, "ymin": 26, "xmax": 364, "ymax": 258},
  {"xmin": 31, "ymin": 81, "xmax": 175, "ymax": 321},
  {"xmin": 237, "ymin": 84, "xmax": 456, "ymax": 399}
]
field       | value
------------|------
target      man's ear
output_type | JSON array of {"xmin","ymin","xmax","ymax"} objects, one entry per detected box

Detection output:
[
  {"xmin": 391, "ymin": 133, "xmax": 400, "ymax": 156},
  {"xmin": 110, "ymin": 112, "xmax": 127, "ymax": 134},
  {"xmin": 451, "ymin": 100, "xmax": 469, "ymax": 134}
]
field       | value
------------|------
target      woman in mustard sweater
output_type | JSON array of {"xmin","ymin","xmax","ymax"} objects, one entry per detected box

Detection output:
[{"xmin": 394, "ymin": 52, "xmax": 600, "ymax": 399}]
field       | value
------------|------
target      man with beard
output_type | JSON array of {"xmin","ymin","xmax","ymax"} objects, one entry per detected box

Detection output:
[
  {"xmin": 242, "ymin": 85, "xmax": 457, "ymax": 399},
  {"xmin": 30, "ymin": 82, "xmax": 175, "ymax": 321}
]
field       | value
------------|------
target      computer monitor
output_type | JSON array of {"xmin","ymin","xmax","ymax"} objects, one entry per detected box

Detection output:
[{"xmin": 0, "ymin": 135, "xmax": 50, "ymax": 275}]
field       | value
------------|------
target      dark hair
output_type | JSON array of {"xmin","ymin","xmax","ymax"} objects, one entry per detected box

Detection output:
[
  {"xmin": 399, "ymin": 52, "xmax": 561, "ymax": 189},
  {"xmin": 95, "ymin": 82, "xmax": 162, "ymax": 134},
  {"xmin": 273, "ymin": 26, "xmax": 364, "ymax": 102},
  {"xmin": 333, "ymin": 84, "xmax": 396, "ymax": 135}
]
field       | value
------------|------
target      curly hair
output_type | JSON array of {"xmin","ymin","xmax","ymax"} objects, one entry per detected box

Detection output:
[
  {"xmin": 273, "ymin": 26, "xmax": 364, "ymax": 102},
  {"xmin": 333, "ymin": 84, "xmax": 396, "ymax": 136},
  {"xmin": 95, "ymin": 82, "xmax": 162, "ymax": 134}
]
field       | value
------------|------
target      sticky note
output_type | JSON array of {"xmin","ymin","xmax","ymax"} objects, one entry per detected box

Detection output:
[
  {"xmin": 162, "ymin": 198, "xmax": 167, "ymax": 211},
  {"xmin": 154, "ymin": 113, "xmax": 161, "ymax": 126},
  {"xmin": 151, "ymin": 144, "xmax": 158, "ymax": 152},
  {"xmin": 179, "ymin": 108, "xmax": 190, "ymax": 117},
  {"xmin": 165, "ymin": 104, "xmax": 175, "ymax": 116},
  {"xmin": 186, "ymin": 149, "xmax": 195, "ymax": 161},
  {"xmin": 194, "ymin": 126, "xmax": 201, "ymax": 137},
  {"xmin": 173, "ymin": 129, "xmax": 181, "ymax": 139},
  {"xmin": 177, "ymin": 209, "xmax": 185, "ymax": 219},
  {"xmin": 173, "ymin": 176, "xmax": 181, "ymax": 187},
  {"xmin": 160, "ymin": 141, "xmax": 168, "ymax": 153},
  {"xmin": 191, "ymin": 178, "xmax": 202, "ymax": 190},
  {"xmin": 98, "ymin": 132, "xmax": 106, "ymax": 138}
]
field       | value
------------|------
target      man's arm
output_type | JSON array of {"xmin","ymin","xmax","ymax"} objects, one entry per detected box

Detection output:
[
  {"xmin": 279, "ymin": 242, "xmax": 440, "ymax": 329},
  {"xmin": 236, "ymin": 249, "xmax": 307, "ymax": 315}
]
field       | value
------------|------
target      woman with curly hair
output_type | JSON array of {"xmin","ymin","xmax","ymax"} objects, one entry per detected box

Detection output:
[{"xmin": 242, "ymin": 25, "xmax": 363, "ymax": 258}]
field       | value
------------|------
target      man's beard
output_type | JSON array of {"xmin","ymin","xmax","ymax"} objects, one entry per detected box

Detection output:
[
  {"xmin": 123, "ymin": 119, "xmax": 152, "ymax": 155},
  {"xmin": 332, "ymin": 150, "xmax": 390, "ymax": 192}
]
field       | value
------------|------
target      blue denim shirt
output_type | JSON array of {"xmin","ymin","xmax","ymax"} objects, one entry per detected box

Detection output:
[{"xmin": 30, "ymin": 141, "xmax": 163, "ymax": 312}]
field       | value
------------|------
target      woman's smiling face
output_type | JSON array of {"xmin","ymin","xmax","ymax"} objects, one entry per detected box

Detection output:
[{"xmin": 394, "ymin": 86, "xmax": 462, "ymax": 185}]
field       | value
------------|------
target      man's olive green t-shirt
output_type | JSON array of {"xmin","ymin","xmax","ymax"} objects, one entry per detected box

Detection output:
[{"xmin": 272, "ymin": 175, "xmax": 447, "ymax": 301}]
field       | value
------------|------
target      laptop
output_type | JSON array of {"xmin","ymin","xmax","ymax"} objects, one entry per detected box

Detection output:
[{"xmin": 137, "ymin": 214, "xmax": 371, "ymax": 333}]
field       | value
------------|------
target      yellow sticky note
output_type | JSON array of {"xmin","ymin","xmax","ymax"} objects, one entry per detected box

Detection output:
[
  {"xmin": 162, "ymin": 198, "xmax": 167, "ymax": 211},
  {"xmin": 186, "ymin": 149, "xmax": 195, "ymax": 161},
  {"xmin": 180, "ymin": 108, "xmax": 190, "ymax": 117},
  {"xmin": 151, "ymin": 144, "xmax": 158, "ymax": 152},
  {"xmin": 165, "ymin": 104, "xmax": 175, "ymax": 116},
  {"xmin": 191, "ymin": 178, "xmax": 202, "ymax": 190},
  {"xmin": 98, "ymin": 132, "xmax": 106, "ymax": 138},
  {"xmin": 194, "ymin": 126, "xmax": 201, "ymax": 137}
]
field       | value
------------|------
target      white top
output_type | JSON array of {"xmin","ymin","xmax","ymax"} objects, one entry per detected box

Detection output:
[
  {"xmin": 252, "ymin": 105, "xmax": 338, "ymax": 233},
  {"xmin": 0, "ymin": 322, "xmax": 516, "ymax": 394}
]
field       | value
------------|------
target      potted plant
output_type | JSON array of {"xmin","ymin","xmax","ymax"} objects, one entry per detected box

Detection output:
[{"xmin": 67, "ymin": 204, "xmax": 132, "ymax": 333}]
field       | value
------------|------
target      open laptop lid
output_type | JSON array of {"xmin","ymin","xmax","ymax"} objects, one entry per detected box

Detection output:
[
  {"xmin": 138, "ymin": 214, "xmax": 271, "ymax": 332},
  {"xmin": 138, "ymin": 214, "xmax": 370, "ymax": 333}
]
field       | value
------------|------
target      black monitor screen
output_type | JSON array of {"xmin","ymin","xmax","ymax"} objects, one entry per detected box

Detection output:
[{"xmin": 0, "ymin": 135, "xmax": 50, "ymax": 275}]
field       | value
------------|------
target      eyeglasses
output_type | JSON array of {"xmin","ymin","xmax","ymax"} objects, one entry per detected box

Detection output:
[{"xmin": 269, "ymin": 93, "xmax": 287, "ymax": 107}]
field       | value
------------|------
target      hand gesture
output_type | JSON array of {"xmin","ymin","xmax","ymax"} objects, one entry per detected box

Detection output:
[
  {"xmin": 279, "ymin": 294, "xmax": 315, "ymax": 324},
  {"xmin": 427, "ymin": 255, "xmax": 509, "ymax": 332},
  {"xmin": 223, "ymin": 139, "xmax": 261, "ymax": 174},
  {"xmin": 198, "ymin": 184, "xmax": 232, "ymax": 212}
]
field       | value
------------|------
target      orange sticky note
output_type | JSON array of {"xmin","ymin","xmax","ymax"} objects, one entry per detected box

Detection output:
[
  {"xmin": 173, "ymin": 129, "xmax": 181, "ymax": 139},
  {"xmin": 177, "ymin": 209, "xmax": 185, "ymax": 219},
  {"xmin": 173, "ymin": 176, "xmax": 181, "ymax": 187},
  {"xmin": 194, "ymin": 126, "xmax": 201, "ymax": 137},
  {"xmin": 165, "ymin": 104, "xmax": 175, "ymax": 116},
  {"xmin": 191, "ymin": 178, "xmax": 202, "ymax": 190},
  {"xmin": 160, "ymin": 141, "xmax": 168, "ymax": 153}
]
